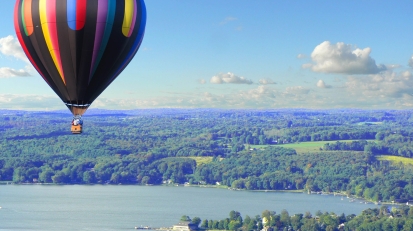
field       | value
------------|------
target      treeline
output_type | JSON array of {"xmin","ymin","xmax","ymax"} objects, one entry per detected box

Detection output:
[
  {"xmin": 186, "ymin": 206, "xmax": 413, "ymax": 231},
  {"xmin": 3, "ymin": 146, "xmax": 413, "ymax": 203},
  {"xmin": 323, "ymin": 140, "xmax": 369, "ymax": 152},
  {"xmin": 322, "ymin": 135, "xmax": 413, "ymax": 158},
  {"xmin": 193, "ymin": 148, "xmax": 413, "ymax": 202},
  {"xmin": 2, "ymin": 154, "xmax": 196, "ymax": 185}
]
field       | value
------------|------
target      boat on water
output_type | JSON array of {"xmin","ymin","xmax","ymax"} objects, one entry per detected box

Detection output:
[{"xmin": 135, "ymin": 226, "xmax": 152, "ymax": 230}]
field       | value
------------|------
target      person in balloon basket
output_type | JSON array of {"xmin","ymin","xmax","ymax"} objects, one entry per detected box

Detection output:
[{"xmin": 72, "ymin": 117, "xmax": 83, "ymax": 126}]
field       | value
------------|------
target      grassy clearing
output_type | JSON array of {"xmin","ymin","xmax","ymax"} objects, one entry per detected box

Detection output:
[
  {"xmin": 187, "ymin": 157, "xmax": 214, "ymax": 166},
  {"xmin": 377, "ymin": 155, "xmax": 413, "ymax": 166},
  {"xmin": 249, "ymin": 140, "xmax": 371, "ymax": 154}
]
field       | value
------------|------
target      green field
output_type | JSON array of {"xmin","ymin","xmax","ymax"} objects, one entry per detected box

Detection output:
[
  {"xmin": 187, "ymin": 157, "xmax": 214, "ymax": 166},
  {"xmin": 377, "ymin": 155, "xmax": 413, "ymax": 166},
  {"xmin": 249, "ymin": 140, "xmax": 368, "ymax": 154}
]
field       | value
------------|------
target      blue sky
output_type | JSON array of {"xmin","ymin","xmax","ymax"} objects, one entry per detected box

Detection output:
[{"xmin": 1, "ymin": 0, "xmax": 413, "ymax": 110}]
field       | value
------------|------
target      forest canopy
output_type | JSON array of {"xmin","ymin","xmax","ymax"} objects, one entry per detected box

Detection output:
[{"xmin": 1, "ymin": 108, "xmax": 413, "ymax": 203}]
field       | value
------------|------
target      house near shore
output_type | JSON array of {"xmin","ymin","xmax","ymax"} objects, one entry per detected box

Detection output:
[{"xmin": 172, "ymin": 221, "xmax": 198, "ymax": 231}]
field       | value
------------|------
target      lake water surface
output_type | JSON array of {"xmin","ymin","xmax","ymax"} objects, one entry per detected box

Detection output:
[{"xmin": 0, "ymin": 185, "xmax": 379, "ymax": 231}]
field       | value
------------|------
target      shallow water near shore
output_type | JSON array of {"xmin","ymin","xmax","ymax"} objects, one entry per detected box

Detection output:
[{"xmin": 0, "ymin": 185, "xmax": 379, "ymax": 231}]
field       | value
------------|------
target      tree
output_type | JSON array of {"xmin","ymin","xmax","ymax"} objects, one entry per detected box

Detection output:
[
  {"xmin": 192, "ymin": 217, "xmax": 201, "ymax": 227},
  {"xmin": 39, "ymin": 168, "xmax": 54, "ymax": 183},
  {"xmin": 280, "ymin": 209, "xmax": 290, "ymax": 227},
  {"xmin": 52, "ymin": 171, "xmax": 68, "ymax": 184},
  {"xmin": 228, "ymin": 221, "xmax": 242, "ymax": 230},
  {"xmin": 141, "ymin": 176, "xmax": 150, "ymax": 184},
  {"xmin": 375, "ymin": 132, "xmax": 385, "ymax": 141},
  {"xmin": 180, "ymin": 215, "xmax": 191, "ymax": 222},
  {"xmin": 290, "ymin": 214, "xmax": 303, "ymax": 231},
  {"xmin": 13, "ymin": 167, "xmax": 25, "ymax": 183},
  {"xmin": 403, "ymin": 219, "xmax": 413, "ymax": 231},
  {"xmin": 229, "ymin": 210, "xmax": 241, "ymax": 221},
  {"xmin": 304, "ymin": 211, "xmax": 312, "ymax": 219},
  {"xmin": 110, "ymin": 173, "xmax": 120, "ymax": 184},
  {"xmin": 201, "ymin": 219, "xmax": 208, "ymax": 228},
  {"xmin": 301, "ymin": 218, "xmax": 321, "ymax": 231},
  {"xmin": 83, "ymin": 171, "xmax": 96, "ymax": 184}
]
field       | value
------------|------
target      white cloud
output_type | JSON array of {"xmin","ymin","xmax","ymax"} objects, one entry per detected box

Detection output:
[
  {"xmin": 259, "ymin": 78, "xmax": 276, "ymax": 85},
  {"xmin": 297, "ymin": 54, "xmax": 306, "ymax": 59},
  {"xmin": 304, "ymin": 41, "xmax": 386, "ymax": 75},
  {"xmin": 239, "ymin": 85, "xmax": 276, "ymax": 100},
  {"xmin": 198, "ymin": 79, "xmax": 206, "ymax": 84},
  {"xmin": 345, "ymin": 70, "xmax": 413, "ymax": 100},
  {"xmin": 6, "ymin": 70, "xmax": 413, "ymax": 110},
  {"xmin": 0, "ymin": 67, "xmax": 31, "ymax": 78},
  {"xmin": 6, "ymin": 76, "xmax": 413, "ymax": 110},
  {"xmin": 220, "ymin": 17, "xmax": 237, "ymax": 25},
  {"xmin": 386, "ymin": 64, "xmax": 400, "ymax": 69},
  {"xmin": 0, "ymin": 35, "xmax": 28, "ymax": 63},
  {"xmin": 402, "ymin": 70, "xmax": 412, "ymax": 77},
  {"xmin": 0, "ymin": 36, "xmax": 32, "ymax": 78},
  {"xmin": 285, "ymin": 86, "xmax": 310, "ymax": 95},
  {"xmin": 316, "ymin": 80, "xmax": 332, "ymax": 89},
  {"xmin": 210, "ymin": 72, "xmax": 253, "ymax": 84},
  {"xmin": 409, "ymin": 55, "xmax": 413, "ymax": 68}
]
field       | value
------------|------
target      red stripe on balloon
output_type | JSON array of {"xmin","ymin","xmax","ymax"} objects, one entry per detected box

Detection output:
[
  {"xmin": 13, "ymin": 0, "xmax": 21, "ymax": 32},
  {"xmin": 14, "ymin": 0, "xmax": 49, "ymax": 84},
  {"xmin": 76, "ymin": 0, "xmax": 87, "ymax": 30},
  {"xmin": 47, "ymin": 0, "xmax": 65, "ymax": 84}
]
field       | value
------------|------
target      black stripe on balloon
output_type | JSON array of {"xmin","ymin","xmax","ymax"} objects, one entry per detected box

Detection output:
[
  {"xmin": 90, "ymin": 1, "xmax": 145, "ymax": 103},
  {"xmin": 75, "ymin": 0, "xmax": 98, "ymax": 105},
  {"xmin": 55, "ymin": 0, "xmax": 77, "ymax": 102},
  {"xmin": 86, "ymin": 0, "xmax": 128, "ymax": 101},
  {"xmin": 87, "ymin": 0, "xmax": 140, "ymax": 102}
]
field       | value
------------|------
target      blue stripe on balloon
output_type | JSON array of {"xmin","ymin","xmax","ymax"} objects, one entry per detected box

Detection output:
[
  {"xmin": 90, "ymin": 0, "xmax": 116, "ymax": 79},
  {"xmin": 67, "ymin": 0, "xmax": 77, "ymax": 30},
  {"xmin": 111, "ymin": 0, "xmax": 146, "ymax": 81}
]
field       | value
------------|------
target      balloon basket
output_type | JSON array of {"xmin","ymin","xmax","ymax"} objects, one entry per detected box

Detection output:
[{"xmin": 71, "ymin": 124, "xmax": 82, "ymax": 134}]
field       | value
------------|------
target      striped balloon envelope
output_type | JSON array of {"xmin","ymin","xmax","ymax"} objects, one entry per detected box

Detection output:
[{"xmin": 14, "ymin": 0, "xmax": 146, "ymax": 116}]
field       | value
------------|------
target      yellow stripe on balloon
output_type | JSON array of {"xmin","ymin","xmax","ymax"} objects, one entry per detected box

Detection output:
[
  {"xmin": 122, "ymin": 0, "xmax": 134, "ymax": 37},
  {"xmin": 39, "ymin": 0, "xmax": 65, "ymax": 84}
]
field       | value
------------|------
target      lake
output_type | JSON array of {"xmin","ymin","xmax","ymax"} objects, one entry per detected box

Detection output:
[{"xmin": 0, "ymin": 185, "xmax": 380, "ymax": 231}]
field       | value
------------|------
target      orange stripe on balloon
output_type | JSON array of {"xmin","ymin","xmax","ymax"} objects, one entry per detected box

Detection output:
[
  {"xmin": 23, "ymin": 0, "xmax": 33, "ymax": 36},
  {"xmin": 14, "ymin": 0, "xmax": 49, "ymax": 84},
  {"xmin": 40, "ymin": 0, "xmax": 65, "ymax": 84}
]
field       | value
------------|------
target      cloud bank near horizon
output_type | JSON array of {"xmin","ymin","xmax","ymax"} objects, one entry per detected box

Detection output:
[{"xmin": 3, "ymin": 69, "xmax": 413, "ymax": 111}]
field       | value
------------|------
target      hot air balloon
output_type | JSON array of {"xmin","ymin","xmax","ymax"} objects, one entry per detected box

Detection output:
[{"xmin": 14, "ymin": 0, "xmax": 146, "ymax": 134}]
